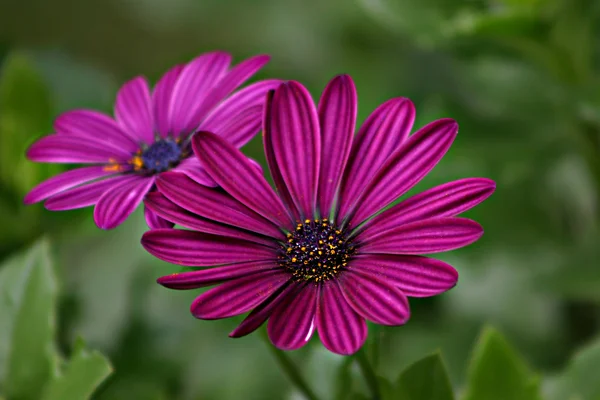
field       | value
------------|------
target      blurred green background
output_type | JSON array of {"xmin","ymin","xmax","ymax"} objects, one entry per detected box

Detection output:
[{"xmin": 1, "ymin": 0, "xmax": 600, "ymax": 399}]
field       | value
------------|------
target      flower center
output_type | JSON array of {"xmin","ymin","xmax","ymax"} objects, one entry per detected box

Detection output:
[
  {"xmin": 133, "ymin": 139, "xmax": 183, "ymax": 174},
  {"xmin": 278, "ymin": 219, "xmax": 355, "ymax": 283}
]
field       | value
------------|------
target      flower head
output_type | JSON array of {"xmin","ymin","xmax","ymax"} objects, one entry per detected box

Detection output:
[
  {"xmin": 141, "ymin": 75, "xmax": 495, "ymax": 355},
  {"xmin": 25, "ymin": 51, "xmax": 281, "ymax": 229}
]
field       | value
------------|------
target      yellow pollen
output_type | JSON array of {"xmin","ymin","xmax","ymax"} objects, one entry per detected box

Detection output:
[
  {"xmin": 291, "ymin": 257, "xmax": 297, "ymax": 262},
  {"xmin": 304, "ymin": 219, "xmax": 311, "ymax": 224},
  {"xmin": 130, "ymin": 155, "xmax": 144, "ymax": 170},
  {"xmin": 301, "ymin": 247, "xmax": 306, "ymax": 251}
]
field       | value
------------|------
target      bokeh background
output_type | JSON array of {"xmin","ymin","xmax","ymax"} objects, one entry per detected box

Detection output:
[{"xmin": 1, "ymin": 0, "xmax": 600, "ymax": 399}]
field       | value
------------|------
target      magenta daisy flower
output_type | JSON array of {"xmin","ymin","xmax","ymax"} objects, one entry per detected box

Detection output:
[
  {"xmin": 141, "ymin": 75, "xmax": 495, "ymax": 355},
  {"xmin": 24, "ymin": 51, "xmax": 281, "ymax": 229}
]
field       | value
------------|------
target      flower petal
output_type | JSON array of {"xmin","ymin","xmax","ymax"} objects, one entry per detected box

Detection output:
[
  {"xmin": 339, "ymin": 271, "xmax": 410, "ymax": 325},
  {"xmin": 144, "ymin": 204, "xmax": 174, "ymax": 229},
  {"xmin": 214, "ymin": 105, "xmax": 262, "ymax": 148},
  {"xmin": 172, "ymin": 156, "xmax": 217, "ymax": 187},
  {"xmin": 229, "ymin": 283, "xmax": 298, "ymax": 338},
  {"xmin": 24, "ymin": 166, "xmax": 114, "ymax": 204},
  {"xmin": 169, "ymin": 52, "xmax": 232, "ymax": 135},
  {"xmin": 152, "ymin": 64, "xmax": 184, "ymax": 138},
  {"xmin": 157, "ymin": 172, "xmax": 283, "ymax": 239},
  {"xmin": 317, "ymin": 75, "xmax": 357, "ymax": 217},
  {"xmin": 114, "ymin": 76, "xmax": 154, "ymax": 144},
  {"xmin": 54, "ymin": 109, "xmax": 139, "ymax": 152},
  {"xmin": 44, "ymin": 175, "xmax": 135, "ymax": 210},
  {"xmin": 192, "ymin": 131, "xmax": 292, "ymax": 229},
  {"xmin": 200, "ymin": 80, "xmax": 282, "ymax": 133},
  {"xmin": 356, "ymin": 178, "xmax": 496, "ymax": 241},
  {"xmin": 316, "ymin": 282, "xmax": 367, "ymax": 355},
  {"xmin": 141, "ymin": 228, "xmax": 277, "ymax": 266},
  {"xmin": 263, "ymin": 90, "xmax": 300, "ymax": 220},
  {"xmin": 268, "ymin": 283, "xmax": 318, "ymax": 350},
  {"xmin": 359, "ymin": 217, "xmax": 483, "ymax": 255},
  {"xmin": 337, "ymin": 98, "xmax": 415, "ymax": 221},
  {"xmin": 93, "ymin": 175, "xmax": 155, "ymax": 229},
  {"xmin": 27, "ymin": 134, "xmax": 131, "ymax": 163},
  {"xmin": 191, "ymin": 54, "xmax": 271, "ymax": 126},
  {"xmin": 270, "ymin": 81, "xmax": 321, "ymax": 219},
  {"xmin": 144, "ymin": 191, "xmax": 275, "ymax": 246},
  {"xmin": 347, "ymin": 118, "xmax": 458, "ymax": 227},
  {"xmin": 157, "ymin": 260, "xmax": 279, "ymax": 290},
  {"xmin": 190, "ymin": 269, "xmax": 290, "ymax": 319},
  {"xmin": 349, "ymin": 254, "xmax": 458, "ymax": 297}
]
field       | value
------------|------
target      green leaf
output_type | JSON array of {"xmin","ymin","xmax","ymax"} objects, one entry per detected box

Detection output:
[
  {"xmin": 0, "ymin": 239, "xmax": 57, "ymax": 400},
  {"xmin": 462, "ymin": 326, "xmax": 541, "ymax": 400},
  {"xmin": 42, "ymin": 338, "xmax": 112, "ymax": 400},
  {"xmin": 395, "ymin": 352, "xmax": 454, "ymax": 400},
  {"xmin": 547, "ymin": 337, "xmax": 600, "ymax": 400}
]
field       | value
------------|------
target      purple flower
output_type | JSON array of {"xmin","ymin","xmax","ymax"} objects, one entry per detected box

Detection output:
[
  {"xmin": 141, "ymin": 75, "xmax": 495, "ymax": 355},
  {"xmin": 25, "ymin": 51, "xmax": 281, "ymax": 229}
]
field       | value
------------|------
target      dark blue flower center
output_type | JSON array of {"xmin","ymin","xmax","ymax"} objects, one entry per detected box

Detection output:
[
  {"xmin": 278, "ymin": 219, "xmax": 355, "ymax": 283},
  {"xmin": 140, "ymin": 139, "xmax": 183, "ymax": 173}
]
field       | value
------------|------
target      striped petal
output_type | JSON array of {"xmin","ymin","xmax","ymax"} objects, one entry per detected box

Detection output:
[
  {"xmin": 316, "ymin": 282, "xmax": 367, "ymax": 355},
  {"xmin": 93, "ymin": 175, "xmax": 155, "ymax": 229},
  {"xmin": 192, "ymin": 131, "xmax": 292, "ymax": 229},
  {"xmin": 270, "ymin": 81, "xmax": 320, "ymax": 219},
  {"xmin": 350, "ymin": 254, "xmax": 458, "ymax": 297},
  {"xmin": 172, "ymin": 156, "xmax": 217, "ymax": 187},
  {"xmin": 337, "ymin": 98, "xmax": 415, "ymax": 220},
  {"xmin": 346, "ymin": 118, "xmax": 458, "ymax": 227},
  {"xmin": 153, "ymin": 64, "xmax": 184, "ymax": 137},
  {"xmin": 190, "ymin": 270, "xmax": 290, "ymax": 319},
  {"xmin": 44, "ymin": 175, "xmax": 135, "ymax": 210},
  {"xmin": 359, "ymin": 217, "xmax": 483, "ymax": 255},
  {"xmin": 114, "ymin": 76, "xmax": 154, "ymax": 144},
  {"xmin": 27, "ymin": 134, "xmax": 131, "ymax": 163},
  {"xmin": 317, "ymin": 75, "xmax": 356, "ymax": 217},
  {"xmin": 144, "ymin": 204, "xmax": 174, "ymax": 229},
  {"xmin": 141, "ymin": 229, "xmax": 277, "ymax": 266}
]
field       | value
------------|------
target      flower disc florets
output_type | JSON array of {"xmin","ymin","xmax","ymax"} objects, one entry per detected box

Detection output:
[{"xmin": 278, "ymin": 218, "xmax": 355, "ymax": 283}]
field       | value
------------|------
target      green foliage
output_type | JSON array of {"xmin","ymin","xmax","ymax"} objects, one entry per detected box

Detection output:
[
  {"xmin": 462, "ymin": 327, "xmax": 541, "ymax": 400},
  {"xmin": 0, "ymin": 240, "xmax": 112, "ymax": 400},
  {"xmin": 396, "ymin": 353, "xmax": 454, "ymax": 400},
  {"xmin": 547, "ymin": 338, "xmax": 600, "ymax": 400}
]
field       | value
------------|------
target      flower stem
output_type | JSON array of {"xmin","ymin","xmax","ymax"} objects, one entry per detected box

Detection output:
[
  {"xmin": 355, "ymin": 349, "xmax": 381, "ymax": 400},
  {"xmin": 260, "ymin": 330, "xmax": 321, "ymax": 400}
]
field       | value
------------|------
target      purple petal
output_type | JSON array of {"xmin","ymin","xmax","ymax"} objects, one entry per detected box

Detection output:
[
  {"xmin": 172, "ymin": 156, "xmax": 217, "ymax": 187},
  {"xmin": 114, "ymin": 76, "xmax": 154, "ymax": 144},
  {"xmin": 229, "ymin": 283, "xmax": 298, "ymax": 338},
  {"xmin": 189, "ymin": 54, "xmax": 271, "ymax": 126},
  {"xmin": 152, "ymin": 64, "xmax": 184, "ymax": 137},
  {"xmin": 270, "ymin": 81, "xmax": 321, "ymax": 218},
  {"xmin": 347, "ymin": 118, "xmax": 458, "ymax": 227},
  {"xmin": 317, "ymin": 75, "xmax": 356, "ymax": 216},
  {"xmin": 169, "ymin": 52, "xmax": 231, "ymax": 135},
  {"xmin": 157, "ymin": 172, "xmax": 283, "ymax": 239},
  {"xmin": 356, "ymin": 178, "xmax": 496, "ymax": 241},
  {"xmin": 316, "ymin": 282, "xmax": 367, "ymax": 355},
  {"xmin": 157, "ymin": 260, "xmax": 279, "ymax": 289},
  {"xmin": 190, "ymin": 270, "xmax": 290, "ymax": 319},
  {"xmin": 263, "ymin": 90, "xmax": 301, "ymax": 220},
  {"xmin": 339, "ymin": 271, "xmax": 410, "ymax": 325},
  {"xmin": 349, "ymin": 254, "xmax": 458, "ymax": 297},
  {"xmin": 24, "ymin": 166, "xmax": 114, "ymax": 204},
  {"xmin": 93, "ymin": 175, "xmax": 155, "ymax": 229},
  {"xmin": 27, "ymin": 134, "xmax": 131, "ymax": 163},
  {"xmin": 44, "ymin": 175, "xmax": 135, "ymax": 210},
  {"xmin": 144, "ymin": 204, "xmax": 174, "ymax": 229},
  {"xmin": 268, "ymin": 283, "xmax": 318, "ymax": 350},
  {"xmin": 141, "ymin": 228, "xmax": 277, "ymax": 266},
  {"xmin": 192, "ymin": 132, "xmax": 292, "ymax": 229},
  {"xmin": 54, "ymin": 109, "xmax": 139, "ymax": 152},
  {"xmin": 144, "ymin": 191, "xmax": 275, "ymax": 246},
  {"xmin": 337, "ymin": 98, "xmax": 416, "ymax": 220},
  {"xmin": 359, "ymin": 217, "xmax": 483, "ymax": 255},
  {"xmin": 200, "ymin": 80, "xmax": 282, "ymax": 133},
  {"xmin": 214, "ymin": 105, "xmax": 262, "ymax": 148}
]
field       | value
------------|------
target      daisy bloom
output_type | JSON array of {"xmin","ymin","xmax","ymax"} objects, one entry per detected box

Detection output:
[
  {"xmin": 25, "ymin": 51, "xmax": 281, "ymax": 229},
  {"xmin": 141, "ymin": 75, "xmax": 495, "ymax": 355}
]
